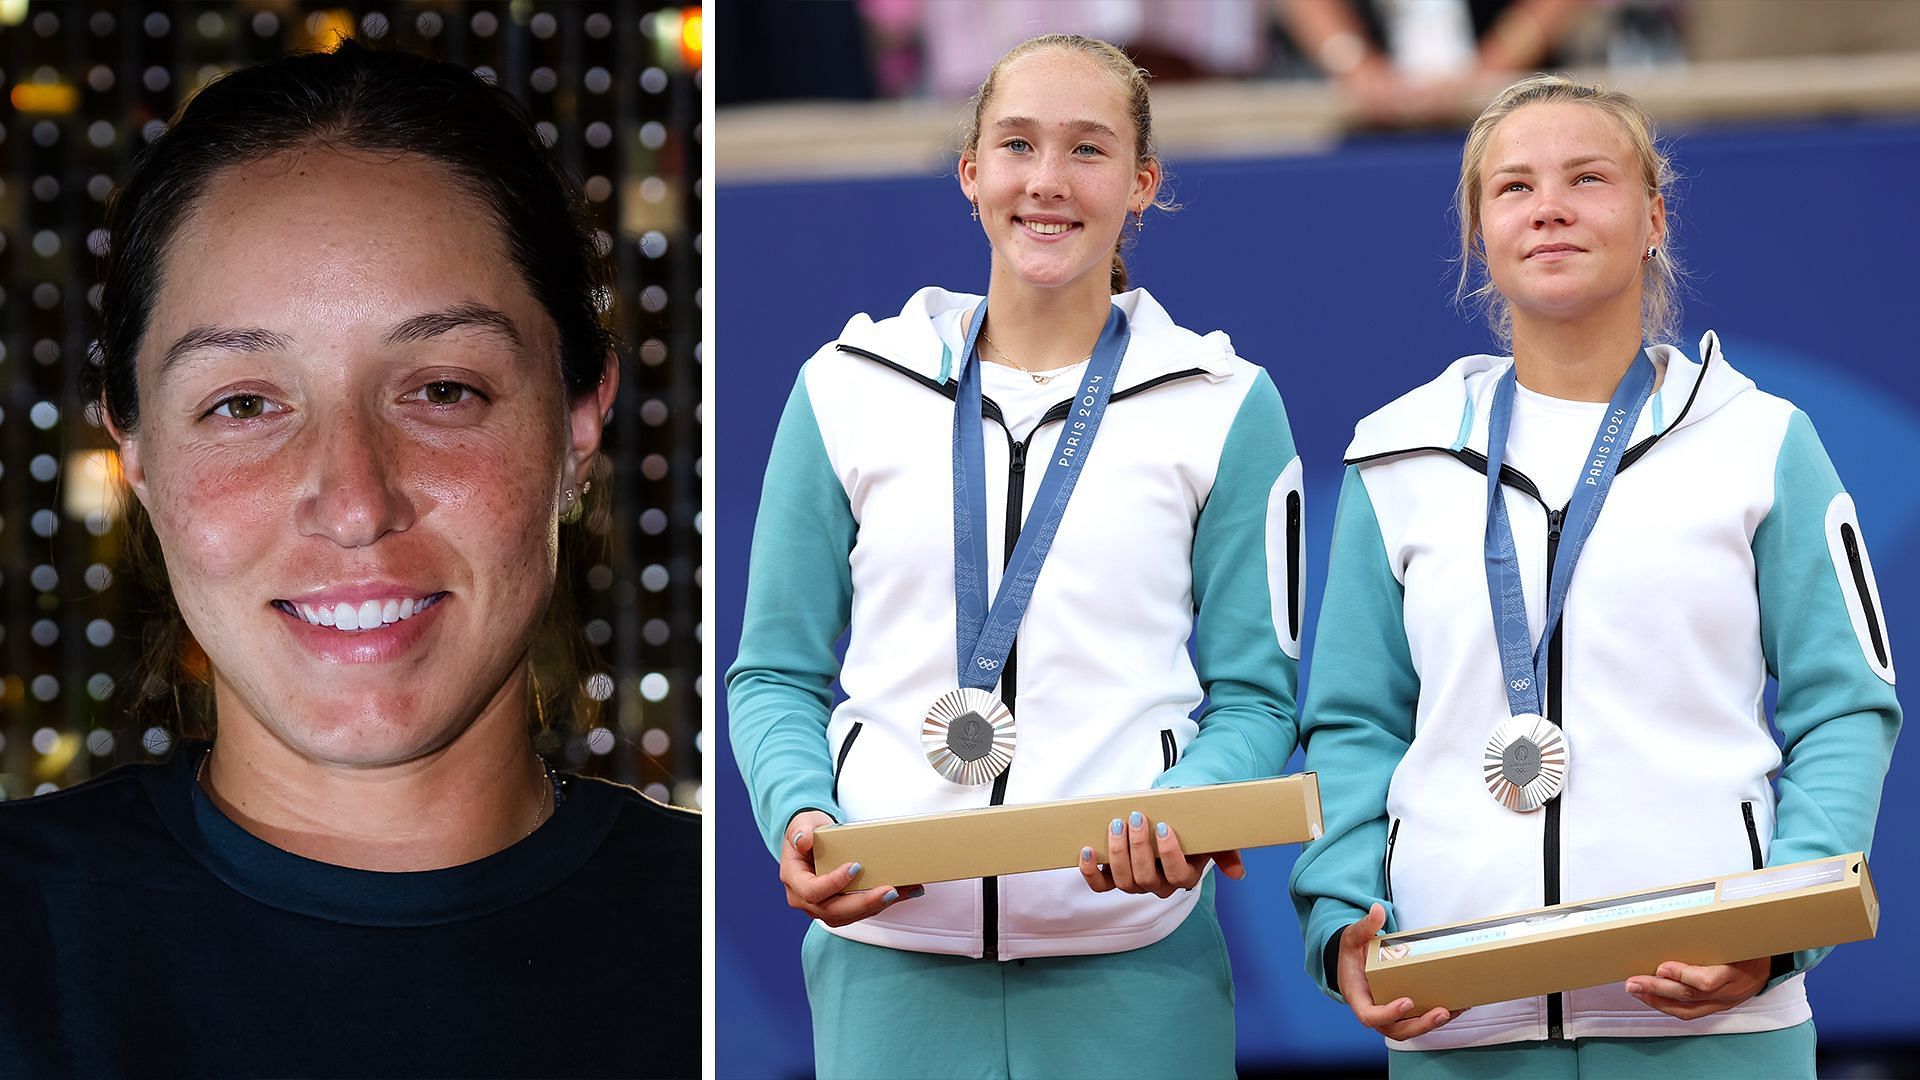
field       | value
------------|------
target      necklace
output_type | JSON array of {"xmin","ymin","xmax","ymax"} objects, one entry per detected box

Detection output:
[
  {"xmin": 982, "ymin": 332, "xmax": 1090, "ymax": 385},
  {"xmin": 195, "ymin": 749, "xmax": 562, "ymax": 840}
]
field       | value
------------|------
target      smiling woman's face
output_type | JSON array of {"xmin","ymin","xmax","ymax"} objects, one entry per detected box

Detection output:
[{"xmin": 117, "ymin": 148, "xmax": 612, "ymax": 767}]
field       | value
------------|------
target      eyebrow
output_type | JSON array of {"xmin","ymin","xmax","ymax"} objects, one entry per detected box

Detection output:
[
  {"xmin": 992, "ymin": 116, "xmax": 1122, "ymax": 140},
  {"xmin": 1488, "ymin": 154, "xmax": 1618, "ymax": 178},
  {"xmin": 157, "ymin": 303, "xmax": 524, "ymax": 377},
  {"xmin": 382, "ymin": 302, "xmax": 524, "ymax": 350}
]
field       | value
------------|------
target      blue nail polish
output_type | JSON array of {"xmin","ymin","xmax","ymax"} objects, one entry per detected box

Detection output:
[
  {"xmin": 1156, "ymin": 822, "xmax": 1168, "ymax": 839},
  {"xmin": 1081, "ymin": 847, "xmax": 1093, "ymax": 861},
  {"xmin": 1110, "ymin": 818, "xmax": 1124, "ymax": 835},
  {"xmin": 905, "ymin": 886, "xmax": 926, "ymax": 899},
  {"xmin": 848, "ymin": 862, "xmax": 862, "ymax": 880},
  {"xmin": 1129, "ymin": 811, "xmax": 1144, "ymax": 828},
  {"xmin": 883, "ymin": 888, "xmax": 900, "ymax": 903}
]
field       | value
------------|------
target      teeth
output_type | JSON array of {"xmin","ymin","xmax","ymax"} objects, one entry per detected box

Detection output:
[
  {"xmin": 289, "ymin": 595, "xmax": 436, "ymax": 633},
  {"xmin": 1026, "ymin": 221, "xmax": 1071, "ymax": 235}
]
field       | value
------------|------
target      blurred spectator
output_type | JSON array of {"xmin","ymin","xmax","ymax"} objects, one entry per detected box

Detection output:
[
  {"xmin": 1276, "ymin": 0, "xmax": 1593, "ymax": 124},
  {"xmin": 859, "ymin": 0, "xmax": 1275, "ymax": 99}
]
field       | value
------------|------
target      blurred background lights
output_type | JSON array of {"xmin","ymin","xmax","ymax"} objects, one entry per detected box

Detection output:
[{"xmin": 639, "ymin": 673, "xmax": 669, "ymax": 702}]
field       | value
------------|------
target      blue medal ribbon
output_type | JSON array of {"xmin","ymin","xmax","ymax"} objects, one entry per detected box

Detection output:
[
  {"xmin": 1483, "ymin": 351, "xmax": 1657, "ymax": 717},
  {"xmin": 951, "ymin": 301, "xmax": 1131, "ymax": 691}
]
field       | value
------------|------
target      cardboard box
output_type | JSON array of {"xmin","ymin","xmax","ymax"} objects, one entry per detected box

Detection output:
[
  {"xmin": 812, "ymin": 774, "xmax": 1322, "ymax": 886},
  {"xmin": 1366, "ymin": 853, "xmax": 1878, "ymax": 1011}
]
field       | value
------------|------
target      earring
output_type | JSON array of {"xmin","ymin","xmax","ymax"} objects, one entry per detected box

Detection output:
[
  {"xmin": 1644, "ymin": 245, "xmax": 1658, "ymax": 262},
  {"xmin": 970, "ymin": 200, "xmax": 979, "ymax": 221},
  {"xmin": 560, "ymin": 487, "xmax": 583, "ymax": 525},
  {"xmin": 1134, "ymin": 209, "xmax": 1145, "ymax": 233}
]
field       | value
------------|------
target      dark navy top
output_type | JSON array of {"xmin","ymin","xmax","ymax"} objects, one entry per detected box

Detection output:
[{"xmin": 0, "ymin": 744, "xmax": 700, "ymax": 1078}]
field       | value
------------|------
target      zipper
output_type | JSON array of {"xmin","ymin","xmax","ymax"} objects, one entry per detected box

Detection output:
[
  {"xmin": 1159, "ymin": 728, "xmax": 1177, "ymax": 771},
  {"xmin": 1840, "ymin": 524, "xmax": 1889, "ymax": 668},
  {"xmin": 830, "ymin": 722, "xmax": 864, "ymax": 804},
  {"xmin": 1383, "ymin": 818, "xmax": 1401, "ymax": 904},
  {"xmin": 1285, "ymin": 490, "xmax": 1303, "ymax": 640},
  {"xmin": 1543, "ymin": 504, "xmax": 1566, "ymax": 1039},
  {"xmin": 1742, "ymin": 801, "xmax": 1764, "ymax": 871}
]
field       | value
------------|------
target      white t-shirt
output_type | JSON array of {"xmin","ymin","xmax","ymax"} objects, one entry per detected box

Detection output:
[
  {"xmin": 1502, "ymin": 381, "xmax": 1612, "ymax": 510},
  {"xmin": 935, "ymin": 306, "xmax": 1093, "ymax": 442}
]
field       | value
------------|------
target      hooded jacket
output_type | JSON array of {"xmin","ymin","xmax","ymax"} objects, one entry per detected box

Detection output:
[
  {"xmin": 1290, "ymin": 332, "xmax": 1900, "ymax": 1049},
  {"xmin": 729, "ymin": 287, "xmax": 1301, "ymax": 960}
]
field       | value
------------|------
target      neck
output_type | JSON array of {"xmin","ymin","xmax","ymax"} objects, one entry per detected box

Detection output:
[
  {"xmin": 979, "ymin": 268, "xmax": 1113, "ymax": 370},
  {"xmin": 1509, "ymin": 301, "xmax": 1645, "ymax": 402},
  {"xmin": 200, "ymin": 670, "xmax": 549, "ymax": 872}
]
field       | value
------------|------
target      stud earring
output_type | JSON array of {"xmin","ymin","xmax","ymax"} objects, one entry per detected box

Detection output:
[
  {"xmin": 560, "ymin": 487, "xmax": 583, "ymax": 525},
  {"xmin": 1644, "ymin": 245, "xmax": 1658, "ymax": 262}
]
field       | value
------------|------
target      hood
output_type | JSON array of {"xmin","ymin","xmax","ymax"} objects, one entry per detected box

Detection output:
[
  {"xmin": 1345, "ymin": 331, "xmax": 1755, "ymax": 463},
  {"xmin": 834, "ymin": 286, "xmax": 1240, "ymax": 390}
]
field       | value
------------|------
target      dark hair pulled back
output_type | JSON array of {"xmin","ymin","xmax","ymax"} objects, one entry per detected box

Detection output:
[{"xmin": 86, "ymin": 38, "xmax": 614, "ymax": 430}]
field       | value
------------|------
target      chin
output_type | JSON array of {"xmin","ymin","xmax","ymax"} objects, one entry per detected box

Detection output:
[{"xmin": 261, "ymin": 696, "xmax": 469, "ymax": 767}]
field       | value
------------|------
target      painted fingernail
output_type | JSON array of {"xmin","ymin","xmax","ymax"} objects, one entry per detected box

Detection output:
[
  {"xmin": 883, "ymin": 888, "xmax": 900, "ymax": 903},
  {"xmin": 1156, "ymin": 822, "xmax": 1168, "ymax": 839},
  {"xmin": 848, "ymin": 862, "xmax": 862, "ymax": 880},
  {"xmin": 1129, "ymin": 811, "xmax": 1144, "ymax": 828},
  {"xmin": 1082, "ymin": 847, "xmax": 1094, "ymax": 861},
  {"xmin": 904, "ymin": 886, "xmax": 926, "ymax": 899},
  {"xmin": 1111, "ymin": 819, "xmax": 1124, "ymax": 836}
]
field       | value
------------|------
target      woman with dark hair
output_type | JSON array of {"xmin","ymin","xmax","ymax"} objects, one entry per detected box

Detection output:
[{"xmin": 0, "ymin": 41, "xmax": 697, "ymax": 1078}]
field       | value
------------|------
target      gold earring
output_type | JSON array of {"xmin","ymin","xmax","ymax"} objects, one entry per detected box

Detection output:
[{"xmin": 560, "ymin": 487, "xmax": 583, "ymax": 525}]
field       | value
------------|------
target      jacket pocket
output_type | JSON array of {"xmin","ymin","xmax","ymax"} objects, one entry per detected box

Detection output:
[
  {"xmin": 1741, "ymin": 801, "xmax": 1764, "ymax": 871},
  {"xmin": 1159, "ymin": 728, "xmax": 1178, "ymax": 772},
  {"xmin": 831, "ymin": 722, "xmax": 864, "ymax": 803},
  {"xmin": 1383, "ymin": 818, "xmax": 1401, "ymax": 904}
]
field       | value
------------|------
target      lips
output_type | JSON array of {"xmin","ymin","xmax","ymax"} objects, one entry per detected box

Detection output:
[
  {"xmin": 1526, "ymin": 242, "xmax": 1584, "ymax": 259},
  {"xmin": 1017, "ymin": 215, "xmax": 1078, "ymax": 237},
  {"xmin": 273, "ymin": 593, "xmax": 447, "ymax": 632}
]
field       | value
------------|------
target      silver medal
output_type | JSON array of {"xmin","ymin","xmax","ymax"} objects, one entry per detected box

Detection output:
[
  {"xmin": 921, "ymin": 687, "xmax": 1016, "ymax": 786},
  {"xmin": 1482, "ymin": 713, "xmax": 1568, "ymax": 813}
]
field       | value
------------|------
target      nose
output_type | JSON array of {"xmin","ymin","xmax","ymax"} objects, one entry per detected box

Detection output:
[
  {"xmin": 1027, "ymin": 149, "xmax": 1070, "ymax": 201},
  {"xmin": 1530, "ymin": 191, "xmax": 1574, "ymax": 228},
  {"xmin": 292, "ymin": 409, "xmax": 416, "ymax": 547}
]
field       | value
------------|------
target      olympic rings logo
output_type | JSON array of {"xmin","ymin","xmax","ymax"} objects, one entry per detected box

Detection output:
[
  {"xmin": 975, "ymin": 657, "xmax": 1000, "ymax": 671},
  {"xmin": 1509, "ymin": 678, "xmax": 1531, "ymax": 691}
]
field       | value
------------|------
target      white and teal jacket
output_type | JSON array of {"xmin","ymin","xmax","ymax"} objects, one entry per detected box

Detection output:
[
  {"xmin": 727, "ymin": 287, "xmax": 1302, "ymax": 960},
  {"xmin": 1289, "ymin": 333, "xmax": 1900, "ymax": 1049}
]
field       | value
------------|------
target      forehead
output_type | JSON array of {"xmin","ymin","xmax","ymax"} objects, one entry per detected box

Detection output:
[
  {"xmin": 148, "ymin": 149, "xmax": 540, "ymax": 354},
  {"xmin": 985, "ymin": 48, "xmax": 1132, "ymax": 129},
  {"xmin": 1487, "ymin": 101, "xmax": 1636, "ymax": 163}
]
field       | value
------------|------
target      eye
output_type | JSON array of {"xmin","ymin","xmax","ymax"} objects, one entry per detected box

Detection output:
[
  {"xmin": 1004, "ymin": 138, "xmax": 1032, "ymax": 154},
  {"xmin": 1073, "ymin": 143, "xmax": 1103, "ymax": 157},
  {"xmin": 208, "ymin": 394, "xmax": 281, "ymax": 420},
  {"xmin": 1501, "ymin": 181, "xmax": 1530, "ymax": 194},
  {"xmin": 1576, "ymin": 173, "xmax": 1604, "ymax": 184},
  {"xmin": 412, "ymin": 380, "xmax": 483, "ymax": 406}
]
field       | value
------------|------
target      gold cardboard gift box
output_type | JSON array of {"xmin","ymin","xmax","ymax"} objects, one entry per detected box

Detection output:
[
  {"xmin": 1366, "ymin": 853, "xmax": 1878, "ymax": 1011},
  {"xmin": 813, "ymin": 774, "xmax": 1322, "ymax": 886}
]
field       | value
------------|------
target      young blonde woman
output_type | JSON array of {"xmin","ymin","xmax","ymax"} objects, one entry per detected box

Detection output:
[
  {"xmin": 1290, "ymin": 74, "xmax": 1900, "ymax": 1078},
  {"xmin": 728, "ymin": 34, "xmax": 1302, "ymax": 1079}
]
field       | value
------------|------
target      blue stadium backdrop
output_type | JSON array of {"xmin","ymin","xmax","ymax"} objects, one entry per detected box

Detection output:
[{"xmin": 717, "ymin": 118, "xmax": 1919, "ymax": 1077}]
